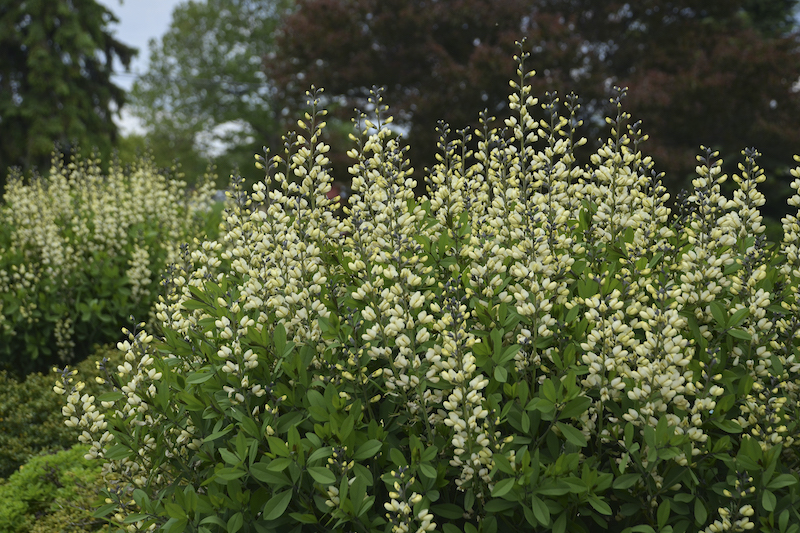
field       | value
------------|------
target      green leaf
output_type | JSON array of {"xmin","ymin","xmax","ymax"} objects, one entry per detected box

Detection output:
[
  {"xmin": 338, "ymin": 414, "xmax": 355, "ymax": 441},
  {"xmin": 553, "ymin": 513, "xmax": 567, "ymax": 533},
  {"xmin": 354, "ymin": 440, "xmax": 383, "ymax": 461},
  {"xmin": 92, "ymin": 503, "xmax": 117, "ymax": 518},
  {"xmin": 780, "ymin": 509, "xmax": 790, "ymax": 532},
  {"xmin": 262, "ymin": 489, "xmax": 293, "ymax": 521},
  {"xmin": 227, "ymin": 512, "xmax": 243, "ymax": 533},
  {"xmin": 421, "ymin": 445, "xmax": 439, "ymax": 463},
  {"xmin": 432, "ymin": 504, "xmax": 465, "ymax": 520},
  {"xmin": 484, "ymin": 499, "xmax": 516, "ymax": 513},
  {"xmin": 565, "ymin": 304, "xmax": 580, "ymax": 324},
  {"xmin": 132, "ymin": 489, "xmax": 150, "ymax": 508},
  {"xmin": 186, "ymin": 371, "xmax": 215, "ymax": 384},
  {"xmin": 308, "ymin": 466, "xmax": 336, "ymax": 485},
  {"xmin": 694, "ymin": 498, "xmax": 707, "ymax": 525},
  {"xmin": 182, "ymin": 485, "xmax": 197, "ymax": 513},
  {"xmin": 535, "ymin": 481, "xmax": 571, "ymax": 496},
  {"xmin": 350, "ymin": 475, "xmax": 368, "ymax": 515},
  {"xmin": 165, "ymin": 502, "xmax": 187, "ymax": 519},
  {"xmin": 658, "ymin": 499, "xmax": 671, "ymax": 529},
  {"xmin": 763, "ymin": 490, "xmax": 777, "ymax": 512},
  {"xmin": 266, "ymin": 458, "xmax": 292, "ymax": 472},
  {"xmin": 288, "ymin": 513, "xmax": 318, "ymax": 524},
  {"xmin": 728, "ymin": 307, "xmax": 749, "ymax": 327},
  {"xmin": 491, "ymin": 477, "xmax": 516, "ymax": 498},
  {"xmin": 490, "ymin": 329, "xmax": 503, "ymax": 361},
  {"xmin": 588, "ymin": 495, "xmax": 612, "ymax": 515},
  {"xmin": 307, "ymin": 447, "xmax": 333, "ymax": 464},
  {"xmin": 97, "ymin": 391, "xmax": 125, "ymax": 402},
  {"xmin": 389, "ymin": 448, "xmax": 407, "ymax": 467},
  {"xmin": 215, "ymin": 467, "xmax": 246, "ymax": 481},
  {"xmin": 104, "ymin": 443, "xmax": 132, "ymax": 461},
  {"xmin": 306, "ymin": 389, "xmax": 327, "ymax": 411},
  {"xmin": 531, "ymin": 494, "xmax": 550, "ymax": 525},
  {"xmin": 494, "ymin": 365, "xmax": 508, "ymax": 383},
  {"xmin": 526, "ymin": 397, "xmax": 555, "ymax": 416},
  {"xmin": 267, "ymin": 436, "xmax": 291, "ymax": 457},
  {"xmin": 163, "ymin": 518, "xmax": 189, "ymax": 533},
  {"xmin": 241, "ymin": 417, "xmax": 261, "ymax": 440},
  {"xmin": 712, "ymin": 419, "xmax": 742, "ymax": 433},
  {"xmin": 274, "ymin": 323, "xmax": 287, "ymax": 358},
  {"xmin": 204, "ymin": 423, "xmax": 234, "ymax": 443},
  {"xmin": 541, "ymin": 379, "xmax": 557, "ymax": 402},
  {"xmin": 497, "ymin": 345, "xmax": 522, "ymax": 365},
  {"xmin": 219, "ymin": 447, "xmax": 241, "ymax": 466},
  {"xmin": 709, "ymin": 301, "xmax": 726, "ymax": 327},
  {"xmin": 559, "ymin": 396, "xmax": 591, "ymax": 420},
  {"xmin": 556, "ymin": 422, "xmax": 587, "ymax": 447},
  {"xmin": 728, "ymin": 328, "xmax": 752, "ymax": 341},
  {"xmin": 737, "ymin": 435, "xmax": 762, "ymax": 471},
  {"xmin": 419, "ymin": 463, "xmax": 437, "ymax": 479},
  {"xmin": 473, "ymin": 339, "xmax": 492, "ymax": 358},
  {"xmin": 122, "ymin": 513, "xmax": 151, "ymax": 524},
  {"xmin": 179, "ymin": 392, "xmax": 206, "ymax": 411},
  {"xmin": 768, "ymin": 474, "xmax": 798, "ymax": 490},
  {"xmin": 493, "ymin": 453, "xmax": 515, "ymax": 476},
  {"xmin": 250, "ymin": 463, "xmax": 290, "ymax": 486},
  {"xmin": 613, "ymin": 473, "xmax": 641, "ymax": 490}
]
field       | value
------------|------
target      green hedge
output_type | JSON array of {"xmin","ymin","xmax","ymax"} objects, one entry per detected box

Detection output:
[
  {"xmin": 0, "ymin": 445, "xmax": 107, "ymax": 533},
  {"xmin": 0, "ymin": 345, "xmax": 124, "ymax": 480}
]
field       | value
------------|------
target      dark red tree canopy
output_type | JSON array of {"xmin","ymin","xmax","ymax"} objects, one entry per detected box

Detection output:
[{"xmin": 267, "ymin": 0, "xmax": 800, "ymax": 221}]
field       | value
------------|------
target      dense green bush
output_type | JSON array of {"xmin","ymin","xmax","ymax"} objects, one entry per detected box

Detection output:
[
  {"xmin": 0, "ymin": 445, "xmax": 107, "ymax": 533},
  {"xmin": 0, "ymin": 345, "xmax": 124, "ymax": 480},
  {"xmin": 0, "ymin": 153, "xmax": 220, "ymax": 375},
  {"xmin": 59, "ymin": 51, "xmax": 800, "ymax": 533}
]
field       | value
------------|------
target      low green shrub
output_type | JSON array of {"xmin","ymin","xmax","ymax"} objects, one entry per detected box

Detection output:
[
  {"xmin": 0, "ymin": 444, "xmax": 107, "ymax": 533},
  {"xmin": 59, "ymin": 51, "xmax": 800, "ymax": 533},
  {"xmin": 0, "ymin": 152, "xmax": 220, "ymax": 376},
  {"xmin": 0, "ymin": 345, "xmax": 124, "ymax": 480}
]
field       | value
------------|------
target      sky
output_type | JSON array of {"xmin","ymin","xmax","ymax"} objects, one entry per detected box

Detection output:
[{"xmin": 97, "ymin": 0, "xmax": 186, "ymax": 133}]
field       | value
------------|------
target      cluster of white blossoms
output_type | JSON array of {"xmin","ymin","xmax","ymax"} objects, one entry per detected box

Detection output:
[
  {"xmin": 383, "ymin": 468, "xmax": 436, "ymax": 533},
  {"xmin": 1, "ymin": 152, "xmax": 216, "ymax": 364},
  {"xmin": 57, "ymin": 53, "xmax": 800, "ymax": 531}
]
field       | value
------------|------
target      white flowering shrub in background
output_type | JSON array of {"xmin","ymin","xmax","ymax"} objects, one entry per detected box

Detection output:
[
  {"xmin": 58, "ymin": 49, "xmax": 800, "ymax": 533},
  {"xmin": 0, "ymin": 153, "xmax": 219, "ymax": 375}
]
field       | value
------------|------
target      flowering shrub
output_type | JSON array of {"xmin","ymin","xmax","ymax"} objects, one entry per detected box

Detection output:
[
  {"xmin": 58, "ymin": 50, "xmax": 800, "ymax": 533},
  {"xmin": 0, "ymin": 153, "xmax": 219, "ymax": 375}
]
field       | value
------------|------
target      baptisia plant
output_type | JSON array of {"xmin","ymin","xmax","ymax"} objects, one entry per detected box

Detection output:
[
  {"xmin": 57, "ymin": 47, "xmax": 800, "ymax": 533},
  {"xmin": 1, "ymin": 153, "xmax": 218, "ymax": 375}
]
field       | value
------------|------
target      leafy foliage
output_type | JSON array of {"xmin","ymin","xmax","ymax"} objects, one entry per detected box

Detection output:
[
  {"xmin": 0, "ymin": 151, "xmax": 221, "ymax": 376},
  {"xmin": 129, "ymin": 0, "xmax": 292, "ymax": 187},
  {"xmin": 0, "ymin": 345, "xmax": 124, "ymax": 480},
  {"xmin": 0, "ymin": 0, "xmax": 136, "ymax": 189},
  {"xmin": 59, "ymin": 52, "xmax": 800, "ymax": 533},
  {"xmin": 0, "ymin": 445, "xmax": 107, "ymax": 533}
]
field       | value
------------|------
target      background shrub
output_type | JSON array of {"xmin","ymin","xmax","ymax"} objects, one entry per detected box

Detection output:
[
  {"xmin": 0, "ymin": 345, "xmax": 124, "ymax": 481},
  {"xmin": 0, "ymin": 445, "xmax": 107, "ymax": 533},
  {"xmin": 60, "ymin": 58, "xmax": 800, "ymax": 533},
  {"xmin": 0, "ymin": 153, "xmax": 221, "ymax": 376}
]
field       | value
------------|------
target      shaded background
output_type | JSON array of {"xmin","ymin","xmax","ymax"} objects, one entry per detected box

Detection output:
[{"xmin": 2, "ymin": 0, "xmax": 800, "ymax": 230}]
